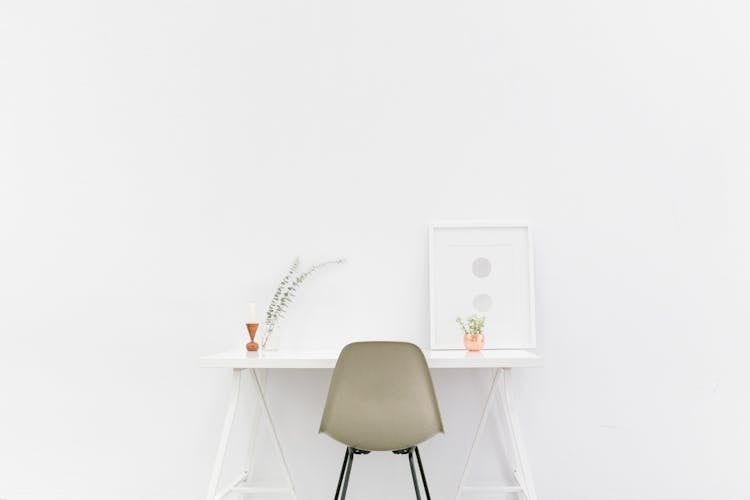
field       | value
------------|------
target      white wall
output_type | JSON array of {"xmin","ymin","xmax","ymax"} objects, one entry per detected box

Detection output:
[{"xmin": 1, "ymin": 0, "xmax": 749, "ymax": 499}]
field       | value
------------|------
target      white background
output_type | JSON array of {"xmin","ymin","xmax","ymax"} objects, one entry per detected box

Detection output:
[{"xmin": 1, "ymin": 0, "xmax": 749, "ymax": 499}]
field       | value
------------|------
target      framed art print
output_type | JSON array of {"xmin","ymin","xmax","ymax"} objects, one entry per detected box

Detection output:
[{"xmin": 429, "ymin": 222, "xmax": 536, "ymax": 350}]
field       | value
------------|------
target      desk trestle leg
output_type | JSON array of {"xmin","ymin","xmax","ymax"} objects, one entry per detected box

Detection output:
[
  {"xmin": 456, "ymin": 368, "xmax": 538, "ymax": 500},
  {"xmin": 243, "ymin": 368, "xmax": 268, "ymax": 486},
  {"xmin": 205, "ymin": 368, "xmax": 297, "ymax": 500},
  {"xmin": 206, "ymin": 369, "xmax": 244, "ymax": 500},
  {"xmin": 249, "ymin": 368, "xmax": 297, "ymax": 497}
]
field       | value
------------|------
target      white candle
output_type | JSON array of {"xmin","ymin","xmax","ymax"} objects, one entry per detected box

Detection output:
[{"xmin": 248, "ymin": 303, "xmax": 257, "ymax": 323}]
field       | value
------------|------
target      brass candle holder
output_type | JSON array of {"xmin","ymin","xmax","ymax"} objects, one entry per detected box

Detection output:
[{"xmin": 245, "ymin": 323, "xmax": 259, "ymax": 351}]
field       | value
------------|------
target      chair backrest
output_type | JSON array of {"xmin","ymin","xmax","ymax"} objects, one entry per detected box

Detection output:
[{"xmin": 319, "ymin": 341, "xmax": 444, "ymax": 452}]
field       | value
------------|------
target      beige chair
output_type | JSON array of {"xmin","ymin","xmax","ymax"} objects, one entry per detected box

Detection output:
[{"xmin": 320, "ymin": 341, "xmax": 444, "ymax": 499}]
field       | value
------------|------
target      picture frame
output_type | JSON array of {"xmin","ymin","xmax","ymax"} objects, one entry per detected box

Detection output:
[{"xmin": 429, "ymin": 221, "xmax": 536, "ymax": 350}]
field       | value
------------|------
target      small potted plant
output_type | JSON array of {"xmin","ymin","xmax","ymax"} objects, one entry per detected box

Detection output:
[{"xmin": 456, "ymin": 314, "xmax": 486, "ymax": 351}]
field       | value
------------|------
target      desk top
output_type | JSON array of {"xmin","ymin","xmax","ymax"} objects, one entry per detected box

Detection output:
[{"xmin": 200, "ymin": 349, "xmax": 541, "ymax": 369}]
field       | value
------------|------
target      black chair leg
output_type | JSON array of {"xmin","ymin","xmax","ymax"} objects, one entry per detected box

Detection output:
[
  {"xmin": 339, "ymin": 447, "xmax": 354, "ymax": 500},
  {"xmin": 334, "ymin": 447, "xmax": 350, "ymax": 499},
  {"xmin": 414, "ymin": 446, "xmax": 431, "ymax": 500},
  {"xmin": 337, "ymin": 446, "xmax": 430, "ymax": 500},
  {"xmin": 407, "ymin": 447, "xmax": 422, "ymax": 500}
]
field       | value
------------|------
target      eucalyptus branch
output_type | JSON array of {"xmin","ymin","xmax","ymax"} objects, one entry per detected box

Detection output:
[
  {"xmin": 262, "ymin": 257, "xmax": 346, "ymax": 347},
  {"xmin": 265, "ymin": 258, "xmax": 299, "ymax": 325}
]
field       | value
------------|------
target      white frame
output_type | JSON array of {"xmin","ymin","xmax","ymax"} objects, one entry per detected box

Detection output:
[{"xmin": 429, "ymin": 221, "xmax": 537, "ymax": 350}]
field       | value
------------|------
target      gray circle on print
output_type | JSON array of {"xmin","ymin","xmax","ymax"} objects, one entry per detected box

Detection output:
[
  {"xmin": 473, "ymin": 293, "xmax": 493, "ymax": 312},
  {"xmin": 472, "ymin": 257, "xmax": 492, "ymax": 278}
]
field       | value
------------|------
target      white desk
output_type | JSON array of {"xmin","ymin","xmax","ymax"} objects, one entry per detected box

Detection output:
[{"xmin": 201, "ymin": 349, "xmax": 541, "ymax": 500}]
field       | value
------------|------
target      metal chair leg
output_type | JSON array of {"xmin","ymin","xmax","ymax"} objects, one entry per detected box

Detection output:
[
  {"xmin": 339, "ymin": 447, "xmax": 354, "ymax": 500},
  {"xmin": 407, "ymin": 448, "xmax": 422, "ymax": 500},
  {"xmin": 334, "ymin": 448, "xmax": 350, "ymax": 499},
  {"xmin": 414, "ymin": 446, "xmax": 431, "ymax": 500}
]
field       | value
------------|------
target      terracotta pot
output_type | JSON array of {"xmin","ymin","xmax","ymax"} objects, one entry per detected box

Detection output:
[{"xmin": 464, "ymin": 333, "xmax": 485, "ymax": 352}]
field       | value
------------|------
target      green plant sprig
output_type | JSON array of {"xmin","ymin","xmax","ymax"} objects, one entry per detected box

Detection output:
[{"xmin": 456, "ymin": 314, "xmax": 485, "ymax": 335}]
